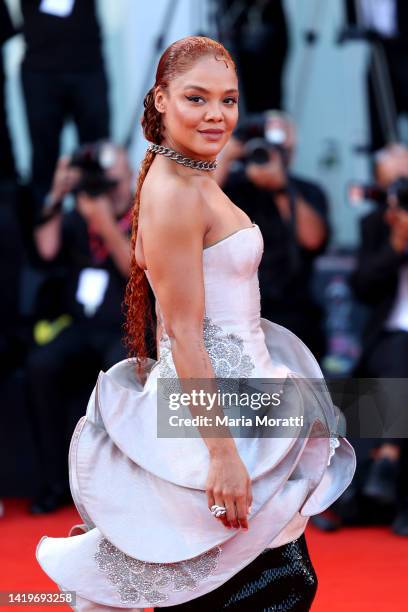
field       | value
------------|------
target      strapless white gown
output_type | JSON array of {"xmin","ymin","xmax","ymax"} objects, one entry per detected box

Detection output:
[{"xmin": 36, "ymin": 223, "xmax": 356, "ymax": 611}]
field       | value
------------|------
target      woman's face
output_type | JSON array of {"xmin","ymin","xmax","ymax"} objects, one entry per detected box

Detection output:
[{"xmin": 155, "ymin": 55, "xmax": 239, "ymax": 160}]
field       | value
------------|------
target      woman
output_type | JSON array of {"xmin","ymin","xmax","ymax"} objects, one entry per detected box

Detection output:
[{"xmin": 36, "ymin": 36, "xmax": 356, "ymax": 611}]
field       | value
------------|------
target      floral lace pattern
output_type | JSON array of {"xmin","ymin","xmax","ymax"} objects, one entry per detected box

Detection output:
[
  {"xmin": 94, "ymin": 537, "xmax": 222, "ymax": 605},
  {"xmin": 328, "ymin": 437, "xmax": 341, "ymax": 466},
  {"xmin": 158, "ymin": 315, "xmax": 255, "ymax": 382}
]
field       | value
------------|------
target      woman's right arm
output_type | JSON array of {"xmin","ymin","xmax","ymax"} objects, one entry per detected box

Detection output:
[{"xmin": 141, "ymin": 176, "xmax": 252, "ymax": 530}]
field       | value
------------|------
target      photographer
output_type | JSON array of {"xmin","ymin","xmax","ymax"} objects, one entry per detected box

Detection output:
[
  {"xmin": 350, "ymin": 143, "xmax": 408, "ymax": 535},
  {"xmin": 27, "ymin": 142, "xmax": 133, "ymax": 514},
  {"xmin": 216, "ymin": 111, "xmax": 330, "ymax": 360}
]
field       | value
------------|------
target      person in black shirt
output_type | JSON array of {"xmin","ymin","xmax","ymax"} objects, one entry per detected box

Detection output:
[
  {"xmin": 27, "ymin": 143, "xmax": 132, "ymax": 514},
  {"xmin": 215, "ymin": 111, "xmax": 330, "ymax": 360},
  {"xmin": 349, "ymin": 144, "xmax": 408, "ymax": 536},
  {"xmin": 19, "ymin": 0, "xmax": 110, "ymax": 217}
]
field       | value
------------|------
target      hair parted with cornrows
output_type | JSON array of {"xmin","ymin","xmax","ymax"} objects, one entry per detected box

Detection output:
[{"xmin": 122, "ymin": 35, "xmax": 237, "ymax": 377}]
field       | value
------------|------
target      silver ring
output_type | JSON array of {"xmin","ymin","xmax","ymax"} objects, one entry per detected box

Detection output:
[{"xmin": 210, "ymin": 504, "xmax": 227, "ymax": 518}]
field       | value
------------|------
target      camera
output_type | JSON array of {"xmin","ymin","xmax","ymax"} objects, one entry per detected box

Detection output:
[
  {"xmin": 69, "ymin": 141, "xmax": 119, "ymax": 197},
  {"xmin": 348, "ymin": 177, "xmax": 408, "ymax": 211},
  {"xmin": 234, "ymin": 112, "xmax": 291, "ymax": 167}
]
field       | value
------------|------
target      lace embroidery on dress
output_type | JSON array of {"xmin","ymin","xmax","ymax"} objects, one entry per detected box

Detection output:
[
  {"xmin": 158, "ymin": 315, "xmax": 255, "ymax": 381},
  {"xmin": 94, "ymin": 537, "xmax": 222, "ymax": 606},
  {"xmin": 328, "ymin": 436, "xmax": 340, "ymax": 465},
  {"xmin": 156, "ymin": 307, "xmax": 340, "ymax": 464}
]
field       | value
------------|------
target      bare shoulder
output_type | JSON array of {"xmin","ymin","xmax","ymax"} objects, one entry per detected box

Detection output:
[{"xmin": 140, "ymin": 173, "xmax": 207, "ymax": 245}]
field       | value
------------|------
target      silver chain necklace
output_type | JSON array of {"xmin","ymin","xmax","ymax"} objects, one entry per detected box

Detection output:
[{"xmin": 147, "ymin": 143, "xmax": 217, "ymax": 171}]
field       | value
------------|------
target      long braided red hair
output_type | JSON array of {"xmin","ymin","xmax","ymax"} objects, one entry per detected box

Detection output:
[{"xmin": 123, "ymin": 36, "xmax": 236, "ymax": 377}]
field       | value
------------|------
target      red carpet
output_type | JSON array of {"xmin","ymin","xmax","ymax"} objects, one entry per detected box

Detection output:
[{"xmin": 1, "ymin": 498, "xmax": 407, "ymax": 611}]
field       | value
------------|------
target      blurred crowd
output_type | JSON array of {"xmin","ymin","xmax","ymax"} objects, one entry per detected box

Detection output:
[
  {"xmin": 0, "ymin": 0, "xmax": 407, "ymax": 537},
  {"xmin": 0, "ymin": 0, "xmax": 133, "ymax": 515}
]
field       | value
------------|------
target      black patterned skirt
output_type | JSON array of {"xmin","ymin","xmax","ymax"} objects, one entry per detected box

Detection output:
[{"xmin": 156, "ymin": 534, "xmax": 317, "ymax": 611}]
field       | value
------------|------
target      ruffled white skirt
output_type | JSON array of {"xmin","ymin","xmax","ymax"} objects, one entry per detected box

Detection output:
[{"xmin": 36, "ymin": 318, "xmax": 356, "ymax": 610}]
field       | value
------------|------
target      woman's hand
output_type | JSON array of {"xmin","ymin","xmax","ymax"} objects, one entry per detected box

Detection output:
[{"xmin": 206, "ymin": 448, "xmax": 252, "ymax": 530}]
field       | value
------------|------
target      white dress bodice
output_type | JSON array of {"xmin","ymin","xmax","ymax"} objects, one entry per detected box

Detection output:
[{"xmin": 146, "ymin": 224, "xmax": 289, "ymax": 381}]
